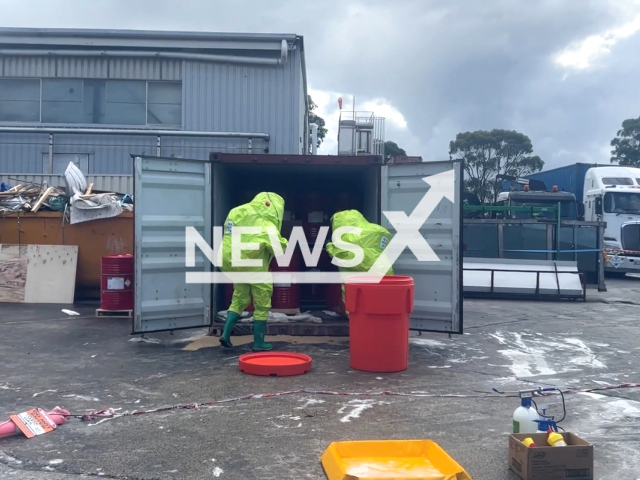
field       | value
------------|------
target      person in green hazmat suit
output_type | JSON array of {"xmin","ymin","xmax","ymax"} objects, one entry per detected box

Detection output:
[
  {"xmin": 219, "ymin": 192, "xmax": 288, "ymax": 351},
  {"xmin": 325, "ymin": 210, "xmax": 394, "ymax": 313}
]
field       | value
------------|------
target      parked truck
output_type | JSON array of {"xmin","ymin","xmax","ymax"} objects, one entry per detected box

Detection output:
[
  {"xmin": 494, "ymin": 189, "xmax": 579, "ymax": 220},
  {"xmin": 527, "ymin": 164, "xmax": 640, "ymax": 275},
  {"xmin": 494, "ymin": 174, "xmax": 579, "ymax": 220}
]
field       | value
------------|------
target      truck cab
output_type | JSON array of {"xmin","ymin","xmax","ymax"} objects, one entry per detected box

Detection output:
[
  {"xmin": 494, "ymin": 189, "xmax": 579, "ymax": 220},
  {"xmin": 583, "ymin": 166, "xmax": 640, "ymax": 274}
]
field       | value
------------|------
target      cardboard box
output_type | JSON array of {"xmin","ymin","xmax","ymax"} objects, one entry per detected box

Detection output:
[{"xmin": 509, "ymin": 433, "xmax": 593, "ymax": 480}]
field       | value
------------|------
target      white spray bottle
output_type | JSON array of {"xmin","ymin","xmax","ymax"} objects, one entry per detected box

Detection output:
[{"xmin": 513, "ymin": 395, "xmax": 540, "ymax": 434}]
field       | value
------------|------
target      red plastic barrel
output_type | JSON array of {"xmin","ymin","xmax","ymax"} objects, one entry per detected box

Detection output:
[
  {"xmin": 224, "ymin": 284, "xmax": 254, "ymax": 312},
  {"xmin": 100, "ymin": 255, "xmax": 134, "ymax": 311},
  {"xmin": 345, "ymin": 275, "xmax": 414, "ymax": 373},
  {"xmin": 270, "ymin": 249, "xmax": 302, "ymax": 309}
]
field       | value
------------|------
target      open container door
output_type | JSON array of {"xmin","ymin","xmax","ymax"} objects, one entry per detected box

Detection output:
[
  {"xmin": 133, "ymin": 156, "xmax": 212, "ymax": 334},
  {"xmin": 381, "ymin": 160, "xmax": 463, "ymax": 333}
]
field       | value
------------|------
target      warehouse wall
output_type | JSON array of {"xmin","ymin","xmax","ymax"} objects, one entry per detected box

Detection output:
[
  {"xmin": 182, "ymin": 54, "xmax": 303, "ymax": 155},
  {"xmin": 0, "ymin": 48, "xmax": 305, "ymax": 174}
]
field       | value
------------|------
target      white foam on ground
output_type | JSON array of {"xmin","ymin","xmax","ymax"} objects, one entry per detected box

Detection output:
[
  {"xmin": 571, "ymin": 392, "xmax": 640, "ymax": 478},
  {"xmin": 410, "ymin": 338, "xmax": 447, "ymax": 348},
  {"xmin": 296, "ymin": 398, "xmax": 325, "ymax": 409},
  {"xmin": 338, "ymin": 399, "xmax": 379, "ymax": 423},
  {"xmin": 488, "ymin": 331, "xmax": 607, "ymax": 378}
]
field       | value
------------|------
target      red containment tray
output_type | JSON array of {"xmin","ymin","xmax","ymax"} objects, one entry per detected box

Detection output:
[{"xmin": 239, "ymin": 352, "xmax": 312, "ymax": 377}]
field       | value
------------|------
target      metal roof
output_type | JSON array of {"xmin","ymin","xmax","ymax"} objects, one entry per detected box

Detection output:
[{"xmin": 0, "ymin": 27, "xmax": 302, "ymax": 52}]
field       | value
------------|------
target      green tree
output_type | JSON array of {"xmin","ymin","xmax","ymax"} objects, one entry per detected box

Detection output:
[
  {"xmin": 309, "ymin": 95, "xmax": 328, "ymax": 152},
  {"xmin": 384, "ymin": 141, "xmax": 407, "ymax": 161},
  {"xmin": 449, "ymin": 129, "xmax": 544, "ymax": 203},
  {"xmin": 611, "ymin": 116, "xmax": 640, "ymax": 166}
]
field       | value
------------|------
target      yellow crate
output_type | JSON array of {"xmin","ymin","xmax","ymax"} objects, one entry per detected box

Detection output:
[{"xmin": 321, "ymin": 439, "xmax": 472, "ymax": 480}]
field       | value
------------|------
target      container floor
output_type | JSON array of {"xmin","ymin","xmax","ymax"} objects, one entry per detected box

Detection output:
[{"xmin": 211, "ymin": 310, "xmax": 349, "ymax": 337}]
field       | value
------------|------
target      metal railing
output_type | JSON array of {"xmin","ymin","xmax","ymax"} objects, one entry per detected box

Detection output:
[
  {"xmin": 338, "ymin": 110, "xmax": 375, "ymax": 125},
  {"xmin": 463, "ymin": 204, "xmax": 561, "ymax": 216},
  {"xmin": 0, "ymin": 126, "xmax": 270, "ymax": 174},
  {"xmin": 464, "ymin": 265, "xmax": 587, "ymax": 301},
  {"xmin": 463, "ymin": 217, "xmax": 606, "ymax": 291}
]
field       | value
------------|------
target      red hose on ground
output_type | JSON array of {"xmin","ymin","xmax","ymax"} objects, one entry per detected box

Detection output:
[{"xmin": 0, "ymin": 408, "xmax": 70, "ymax": 438}]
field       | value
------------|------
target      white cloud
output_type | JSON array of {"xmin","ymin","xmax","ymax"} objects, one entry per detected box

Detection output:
[
  {"xmin": 310, "ymin": 90, "xmax": 410, "ymax": 155},
  {"xmin": 308, "ymin": 87, "xmax": 343, "ymax": 155},
  {"xmin": 361, "ymin": 99, "xmax": 408, "ymax": 130},
  {"xmin": 554, "ymin": 14, "xmax": 640, "ymax": 69}
]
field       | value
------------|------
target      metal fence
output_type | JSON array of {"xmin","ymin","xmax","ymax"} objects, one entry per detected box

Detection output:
[{"xmin": 463, "ymin": 218, "xmax": 606, "ymax": 290}]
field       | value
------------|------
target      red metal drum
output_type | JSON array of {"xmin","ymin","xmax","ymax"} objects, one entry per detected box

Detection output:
[
  {"xmin": 270, "ymin": 249, "xmax": 302, "ymax": 309},
  {"xmin": 332, "ymin": 191, "xmax": 362, "ymax": 214},
  {"xmin": 224, "ymin": 283, "xmax": 254, "ymax": 312},
  {"xmin": 323, "ymin": 254, "xmax": 345, "ymax": 315},
  {"xmin": 282, "ymin": 192, "xmax": 301, "ymax": 223},
  {"xmin": 301, "ymin": 249, "xmax": 332, "ymax": 304},
  {"xmin": 326, "ymin": 285, "xmax": 346, "ymax": 316},
  {"xmin": 100, "ymin": 254, "xmax": 134, "ymax": 311},
  {"xmin": 303, "ymin": 192, "xmax": 329, "ymax": 244}
]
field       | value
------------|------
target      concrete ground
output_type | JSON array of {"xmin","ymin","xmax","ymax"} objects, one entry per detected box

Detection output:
[{"xmin": 1, "ymin": 278, "xmax": 640, "ymax": 480}]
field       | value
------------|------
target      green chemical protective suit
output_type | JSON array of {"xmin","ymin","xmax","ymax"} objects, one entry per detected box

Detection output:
[
  {"xmin": 325, "ymin": 210, "xmax": 394, "ymax": 314},
  {"xmin": 219, "ymin": 192, "xmax": 288, "ymax": 351}
]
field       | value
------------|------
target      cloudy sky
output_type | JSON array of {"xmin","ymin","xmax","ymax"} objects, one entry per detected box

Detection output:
[{"xmin": 3, "ymin": 0, "xmax": 640, "ymax": 168}]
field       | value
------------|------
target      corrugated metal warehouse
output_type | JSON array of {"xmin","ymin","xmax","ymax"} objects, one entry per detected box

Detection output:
[{"xmin": 0, "ymin": 27, "xmax": 308, "ymax": 190}]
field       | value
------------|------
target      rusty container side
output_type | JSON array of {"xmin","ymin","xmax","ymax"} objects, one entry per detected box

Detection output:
[{"xmin": 0, "ymin": 212, "xmax": 133, "ymax": 299}]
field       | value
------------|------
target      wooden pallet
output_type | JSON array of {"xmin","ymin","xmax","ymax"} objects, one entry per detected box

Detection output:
[{"xmin": 95, "ymin": 309, "xmax": 132, "ymax": 318}]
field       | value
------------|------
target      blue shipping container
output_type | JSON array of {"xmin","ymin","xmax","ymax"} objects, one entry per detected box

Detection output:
[{"xmin": 525, "ymin": 163, "xmax": 607, "ymax": 202}]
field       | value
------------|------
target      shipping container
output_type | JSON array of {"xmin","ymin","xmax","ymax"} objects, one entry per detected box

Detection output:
[
  {"xmin": 131, "ymin": 153, "xmax": 464, "ymax": 336},
  {"xmin": 525, "ymin": 163, "xmax": 607, "ymax": 202}
]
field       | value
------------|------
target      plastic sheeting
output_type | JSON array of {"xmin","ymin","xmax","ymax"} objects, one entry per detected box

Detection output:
[
  {"xmin": 64, "ymin": 162, "xmax": 87, "ymax": 197},
  {"xmin": 70, "ymin": 193, "xmax": 123, "ymax": 224}
]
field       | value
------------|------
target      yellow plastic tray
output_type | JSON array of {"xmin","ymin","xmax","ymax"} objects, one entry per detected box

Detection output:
[{"xmin": 321, "ymin": 440, "xmax": 473, "ymax": 480}]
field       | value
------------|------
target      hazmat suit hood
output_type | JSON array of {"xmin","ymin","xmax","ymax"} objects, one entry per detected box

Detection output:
[
  {"xmin": 250, "ymin": 192, "xmax": 284, "ymax": 232},
  {"xmin": 326, "ymin": 210, "xmax": 394, "ymax": 276},
  {"xmin": 325, "ymin": 210, "xmax": 394, "ymax": 315},
  {"xmin": 219, "ymin": 192, "xmax": 288, "ymax": 274}
]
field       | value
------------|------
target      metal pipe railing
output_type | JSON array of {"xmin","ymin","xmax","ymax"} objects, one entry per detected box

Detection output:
[
  {"xmin": 0, "ymin": 127, "xmax": 269, "ymax": 174},
  {"xmin": 0, "ymin": 40, "xmax": 290, "ymax": 65},
  {"xmin": 0, "ymin": 126, "xmax": 269, "ymax": 140}
]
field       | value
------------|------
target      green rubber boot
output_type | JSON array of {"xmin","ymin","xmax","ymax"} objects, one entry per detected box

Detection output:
[
  {"xmin": 252, "ymin": 320, "xmax": 272, "ymax": 352},
  {"xmin": 220, "ymin": 311, "xmax": 241, "ymax": 348}
]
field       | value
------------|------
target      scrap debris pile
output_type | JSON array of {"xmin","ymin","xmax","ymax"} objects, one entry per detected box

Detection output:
[
  {"xmin": 0, "ymin": 162, "xmax": 132, "ymax": 224},
  {"xmin": 0, "ymin": 182, "xmax": 68, "ymax": 214}
]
